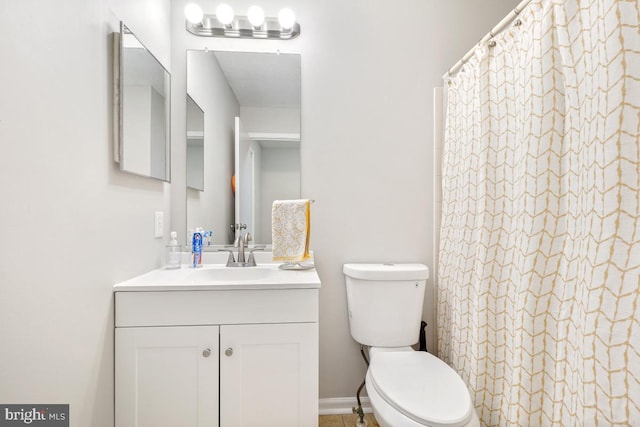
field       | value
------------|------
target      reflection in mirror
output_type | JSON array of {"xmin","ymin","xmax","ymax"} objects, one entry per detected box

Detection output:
[
  {"xmin": 186, "ymin": 50, "xmax": 301, "ymax": 245},
  {"xmin": 114, "ymin": 22, "xmax": 171, "ymax": 181},
  {"xmin": 186, "ymin": 95, "xmax": 204, "ymax": 191},
  {"xmin": 186, "ymin": 50, "xmax": 236, "ymax": 245}
]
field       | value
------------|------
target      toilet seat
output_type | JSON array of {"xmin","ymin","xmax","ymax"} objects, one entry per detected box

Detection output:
[{"xmin": 368, "ymin": 352, "xmax": 473, "ymax": 427}]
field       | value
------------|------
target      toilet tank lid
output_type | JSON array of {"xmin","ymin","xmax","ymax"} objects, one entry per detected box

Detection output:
[{"xmin": 343, "ymin": 263, "xmax": 429, "ymax": 281}]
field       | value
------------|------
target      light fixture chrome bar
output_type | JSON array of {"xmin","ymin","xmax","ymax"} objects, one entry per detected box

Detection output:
[
  {"xmin": 186, "ymin": 15, "xmax": 300, "ymax": 40},
  {"xmin": 443, "ymin": 0, "xmax": 532, "ymax": 79}
]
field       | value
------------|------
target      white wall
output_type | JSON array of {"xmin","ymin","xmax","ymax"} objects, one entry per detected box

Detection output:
[
  {"xmin": 186, "ymin": 51, "xmax": 238, "ymax": 244},
  {"xmin": 0, "ymin": 1, "xmax": 171, "ymax": 426},
  {"xmin": 171, "ymin": 0, "xmax": 516, "ymax": 399},
  {"xmin": 240, "ymin": 106, "xmax": 301, "ymax": 134}
]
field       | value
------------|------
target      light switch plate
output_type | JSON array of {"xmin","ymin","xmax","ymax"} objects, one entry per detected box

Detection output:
[{"xmin": 154, "ymin": 211, "xmax": 163, "ymax": 238}]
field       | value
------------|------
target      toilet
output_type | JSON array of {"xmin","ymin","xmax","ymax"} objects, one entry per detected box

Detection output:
[{"xmin": 343, "ymin": 263, "xmax": 480, "ymax": 427}]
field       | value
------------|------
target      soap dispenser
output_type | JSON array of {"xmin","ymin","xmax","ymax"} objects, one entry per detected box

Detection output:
[{"xmin": 165, "ymin": 231, "xmax": 181, "ymax": 270}]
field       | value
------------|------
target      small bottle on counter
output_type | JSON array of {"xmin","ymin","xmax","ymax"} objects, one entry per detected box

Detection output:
[{"xmin": 165, "ymin": 231, "xmax": 181, "ymax": 270}]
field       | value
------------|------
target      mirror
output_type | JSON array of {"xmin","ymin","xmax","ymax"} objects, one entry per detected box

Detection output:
[
  {"xmin": 186, "ymin": 50, "xmax": 301, "ymax": 245},
  {"xmin": 113, "ymin": 22, "xmax": 171, "ymax": 181},
  {"xmin": 186, "ymin": 95, "xmax": 204, "ymax": 191}
]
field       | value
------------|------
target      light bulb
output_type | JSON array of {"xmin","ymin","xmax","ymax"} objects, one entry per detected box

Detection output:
[
  {"xmin": 184, "ymin": 3, "xmax": 204, "ymax": 24},
  {"xmin": 216, "ymin": 4, "xmax": 235, "ymax": 26},
  {"xmin": 278, "ymin": 8, "xmax": 295, "ymax": 30},
  {"xmin": 247, "ymin": 6, "xmax": 265, "ymax": 28}
]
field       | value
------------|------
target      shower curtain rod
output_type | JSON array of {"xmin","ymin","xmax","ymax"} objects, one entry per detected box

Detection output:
[{"xmin": 443, "ymin": 0, "xmax": 532, "ymax": 79}]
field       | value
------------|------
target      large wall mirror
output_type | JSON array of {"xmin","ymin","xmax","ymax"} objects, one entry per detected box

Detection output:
[
  {"xmin": 186, "ymin": 50, "xmax": 301, "ymax": 245},
  {"xmin": 113, "ymin": 22, "xmax": 171, "ymax": 181}
]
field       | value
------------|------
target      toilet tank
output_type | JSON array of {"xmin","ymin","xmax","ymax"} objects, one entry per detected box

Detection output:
[{"xmin": 343, "ymin": 263, "xmax": 429, "ymax": 347}]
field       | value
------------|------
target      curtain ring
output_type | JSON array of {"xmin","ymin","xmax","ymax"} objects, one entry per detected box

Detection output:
[
  {"xmin": 514, "ymin": 19, "xmax": 522, "ymax": 27},
  {"xmin": 488, "ymin": 40, "xmax": 497, "ymax": 48}
]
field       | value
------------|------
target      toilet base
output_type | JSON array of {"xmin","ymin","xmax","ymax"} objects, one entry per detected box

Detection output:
[{"xmin": 365, "ymin": 370, "xmax": 480, "ymax": 427}]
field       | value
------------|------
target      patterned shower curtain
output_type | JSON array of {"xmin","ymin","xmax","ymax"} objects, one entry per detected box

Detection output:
[{"xmin": 437, "ymin": 0, "xmax": 640, "ymax": 425}]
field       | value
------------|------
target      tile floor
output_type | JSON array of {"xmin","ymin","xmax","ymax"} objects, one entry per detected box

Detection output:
[{"xmin": 319, "ymin": 413, "xmax": 380, "ymax": 427}]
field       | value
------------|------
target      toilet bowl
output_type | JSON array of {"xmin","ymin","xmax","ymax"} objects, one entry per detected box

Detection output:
[
  {"xmin": 343, "ymin": 263, "xmax": 479, "ymax": 427},
  {"xmin": 365, "ymin": 348, "xmax": 480, "ymax": 427}
]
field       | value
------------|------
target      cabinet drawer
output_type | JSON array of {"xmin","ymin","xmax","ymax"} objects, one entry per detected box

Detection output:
[{"xmin": 115, "ymin": 289, "xmax": 319, "ymax": 327}]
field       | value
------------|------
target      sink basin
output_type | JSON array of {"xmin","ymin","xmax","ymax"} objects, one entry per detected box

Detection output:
[{"xmin": 187, "ymin": 266, "xmax": 278, "ymax": 282}]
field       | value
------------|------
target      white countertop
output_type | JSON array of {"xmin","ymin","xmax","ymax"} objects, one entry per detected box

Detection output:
[{"xmin": 113, "ymin": 261, "xmax": 321, "ymax": 292}]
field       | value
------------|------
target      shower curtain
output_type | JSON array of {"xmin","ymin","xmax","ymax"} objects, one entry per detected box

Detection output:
[{"xmin": 437, "ymin": 0, "xmax": 640, "ymax": 426}]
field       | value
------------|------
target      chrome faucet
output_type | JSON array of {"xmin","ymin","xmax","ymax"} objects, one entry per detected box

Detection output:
[{"xmin": 220, "ymin": 233, "xmax": 260, "ymax": 267}]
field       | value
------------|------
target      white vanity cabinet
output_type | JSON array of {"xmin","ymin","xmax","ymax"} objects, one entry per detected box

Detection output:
[
  {"xmin": 114, "ymin": 286, "xmax": 319, "ymax": 427},
  {"xmin": 115, "ymin": 325, "xmax": 220, "ymax": 427},
  {"xmin": 220, "ymin": 323, "xmax": 318, "ymax": 426}
]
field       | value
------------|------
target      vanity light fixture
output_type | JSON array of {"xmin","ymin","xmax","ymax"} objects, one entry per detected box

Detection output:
[
  {"xmin": 247, "ymin": 6, "xmax": 265, "ymax": 28},
  {"xmin": 215, "ymin": 3, "xmax": 235, "ymax": 26},
  {"xmin": 184, "ymin": 3, "xmax": 204, "ymax": 25},
  {"xmin": 184, "ymin": 3, "xmax": 300, "ymax": 40},
  {"xmin": 277, "ymin": 8, "xmax": 295, "ymax": 30}
]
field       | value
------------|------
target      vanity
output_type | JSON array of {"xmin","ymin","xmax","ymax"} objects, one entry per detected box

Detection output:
[
  {"xmin": 113, "ymin": 12, "xmax": 309, "ymax": 426},
  {"xmin": 114, "ymin": 257, "xmax": 320, "ymax": 427}
]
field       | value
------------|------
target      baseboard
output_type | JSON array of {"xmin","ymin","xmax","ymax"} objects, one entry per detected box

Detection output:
[{"xmin": 319, "ymin": 397, "xmax": 372, "ymax": 415}]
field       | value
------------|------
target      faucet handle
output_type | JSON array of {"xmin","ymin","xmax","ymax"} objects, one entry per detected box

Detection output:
[
  {"xmin": 246, "ymin": 251, "xmax": 258, "ymax": 267},
  {"xmin": 216, "ymin": 248, "xmax": 236, "ymax": 266},
  {"xmin": 245, "ymin": 246, "xmax": 264, "ymax": 267}
]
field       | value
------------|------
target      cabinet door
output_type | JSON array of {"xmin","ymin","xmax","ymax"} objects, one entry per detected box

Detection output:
[
  {"xmin": 115, "ymin": 326, "xmax": 219, "ymax": 427},
  {"xmin": 220, "ymin": 323, "xmax": 318, "ymax": 427}
]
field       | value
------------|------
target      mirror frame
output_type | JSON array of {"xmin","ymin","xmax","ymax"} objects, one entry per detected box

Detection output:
[{"xmin": 113, "ymin": 21, "xmax": 171, "ymax": 182}]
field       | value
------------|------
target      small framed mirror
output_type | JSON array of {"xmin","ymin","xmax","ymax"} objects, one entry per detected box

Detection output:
[
  {"xmin": 113, "ymin": 22, "xmax": 171, "ymax": 181},
  {"xmin": 186, "ymin": 95, "xmax": 205, "ymax": 191}
]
